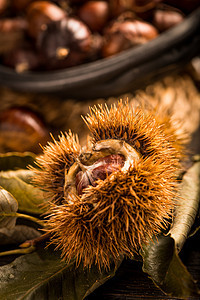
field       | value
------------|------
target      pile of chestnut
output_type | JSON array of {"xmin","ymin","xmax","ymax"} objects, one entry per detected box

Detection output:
[{"xmin": 0, "ymin": 0, "xmax": 199, "ymax": 72}]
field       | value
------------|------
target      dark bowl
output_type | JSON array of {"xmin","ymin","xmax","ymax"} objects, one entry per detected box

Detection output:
[{"xmin": 0, "ymin": 7, "xmax": 200, "ymax": 99}]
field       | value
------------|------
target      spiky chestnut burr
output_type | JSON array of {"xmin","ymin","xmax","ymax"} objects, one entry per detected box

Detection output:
[{"xmin": 33, "ymin": 101, "xmax": 183, "ymax": 270}]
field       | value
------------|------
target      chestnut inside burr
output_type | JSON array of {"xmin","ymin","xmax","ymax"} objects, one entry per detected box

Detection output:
[
  {"xmin": 75, "ymin": 154, "xmax": 125, "ymax": 195},
  {"xmin": 64, "ymin": 139, "xmax": 140, "ymax": 201}
]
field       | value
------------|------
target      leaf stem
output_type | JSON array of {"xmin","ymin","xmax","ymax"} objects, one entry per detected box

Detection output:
[
  {"xmin": 17, "ymin": 213, "xmax": 44, "ymax": 226},
  {"xmin": 0, "ymin": 245, "xmax": 36, "ymax": 257},
  {"xmin": 20, "ymin": 232, "xmax": 51, "ymax": 248},
  {"xmin": 0, "ymin": 212, "xmax": 44, "ymax": 226}
]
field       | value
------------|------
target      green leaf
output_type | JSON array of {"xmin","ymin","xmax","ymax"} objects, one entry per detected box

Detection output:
[
  {"xmin": 0, "ymin": 170, "xmax": 34, "ymax": 184},
  {"xmin": 141, "ymin": 235, "xmax": 200, "ymax": 298},
  {"xmin": 169, "ymin": 160, "xmax": 200, "ymax": 251},
  {"xmin": 0, "ymin": 171, "xmax": 45, "ymax": 215},
  {"xmin": 0, "ymin": 152, "xmax": 36, "ymax": 171},
  {"xmin": 0, "ymin": 248, "xmax": 122, "ymax": 300},
  {"xmin": 0, "ymin": 187, "xmax": 18, "ymax": 229}
]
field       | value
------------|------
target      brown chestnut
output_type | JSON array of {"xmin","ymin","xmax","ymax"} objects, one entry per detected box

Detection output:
[
  {"xmin": 102, "ymin": 18, "xmax": 158, "ymax": 57},
  {"xmin": 75, "ymin": 154, "xmax": 125, "ymax": 195},
  {"xmin": 37, "ymin": 17, "xmax": 93, "ymax": 69},
  {"xmin": 26, "ymin": 1, "xmax": 66, "ymax": 39},
  {"xmin": 0, "ymin": 107, "xmax": 49, "ymax": 153},
  {"xmin": 0, "ymin": 0, "xmax": 9, "ymax": 15},
  {"xmin": 78, "ymin": 1, "xmax": 110, "ymax": 32},
  {"xmin": 153, "ymin": 6, "xmax": 184, "ymax": 32},
  {"xmin": 3, "ymin": 47, "xmax": 41, "ymax": 72}
]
